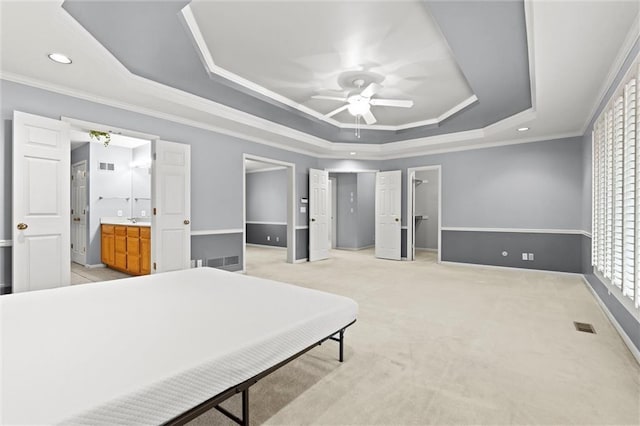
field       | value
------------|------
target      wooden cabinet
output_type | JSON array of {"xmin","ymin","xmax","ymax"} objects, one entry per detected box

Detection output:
[
  {"xmin": 101, "ymin": 225, "xmax": 115, "ymax": 265},
  {"xmin": 101, "ymin": 224, "xmax": 150, "ymax": 275},
  {"xmin": 140, "ymin": 227, "xmax": 151, "ymax": 275}
]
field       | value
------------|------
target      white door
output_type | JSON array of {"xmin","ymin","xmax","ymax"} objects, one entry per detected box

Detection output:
[
  {"xmin": 375, "ymin": 170, "xmax": 402, "ymax": 260},
  {"xmin": 13, "ymin": 111, "xmax": 70, "ymax": 292},
  {"xmin": 152, "ymin": 140, "xmax": 191, "ymax": 273},
  {"xmin": 71, "ymin": 161, "xmax": 87, "ymax": 265},
  {"xmin": 309, "ymin": 168, "xmax": 329, "ymax": 261},
  {"xmin": 409, "ymin": 170, "xmax": 416, "ymax": 261}
]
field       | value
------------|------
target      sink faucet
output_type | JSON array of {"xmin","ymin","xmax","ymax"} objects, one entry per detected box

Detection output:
[{"xmin": 126, "ymin": 217, "xmax": 137, "ymax": 223}]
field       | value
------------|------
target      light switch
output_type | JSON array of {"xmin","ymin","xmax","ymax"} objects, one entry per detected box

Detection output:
[
  {"xmin": 528, "ymin": 253, "xmax": 534, "ymax": 261},
  {"xmin": 300, "ymin": 206, "xmax": 307, "ymax": 213},
  {"xmin": 117, "ymin": 210, "xmax": 123, "ymax": 217},
  {"xmin": 522, "ymin": 253, "xmax": 528, "ymax": 261}
]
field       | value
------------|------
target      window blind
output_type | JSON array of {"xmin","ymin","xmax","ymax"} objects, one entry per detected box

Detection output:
[{"xmin": 592, "ymin": 64, "xmax": 640, "ymax": 309}]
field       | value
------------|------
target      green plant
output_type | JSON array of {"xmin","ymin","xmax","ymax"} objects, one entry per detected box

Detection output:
[{"xmin": 89, "ymin": 130, "xmax": 111, "ymax": 147}]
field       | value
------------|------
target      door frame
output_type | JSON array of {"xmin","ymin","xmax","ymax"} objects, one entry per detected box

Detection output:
[
  {"xmin": 242, "ymin": 154, "xmax": 296, "ymax": 271},
  {"xmin": 71, "ymin": 160, "xmax": 88, "ymax": 265},
  {"xmin": 62, "ymin": 117, "xmax": 159, "ymax": 269},
  {"xmin": 406, "ymin": 165, "xmax": 442, "ymax": 263},
  {"xmin": 329, "ymin": 176, "xmax": 337, "ymax": 249}
]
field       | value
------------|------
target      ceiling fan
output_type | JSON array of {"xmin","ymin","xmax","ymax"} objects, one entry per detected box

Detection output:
[{"xmin": 312, "ymin": 79, "xmax": 414, "ymax": 127}]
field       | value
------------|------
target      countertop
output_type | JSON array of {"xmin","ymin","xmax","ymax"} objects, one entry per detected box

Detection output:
[{"xmin": 100, "ymin": 217, "xmax": 151, "ymax": 227}]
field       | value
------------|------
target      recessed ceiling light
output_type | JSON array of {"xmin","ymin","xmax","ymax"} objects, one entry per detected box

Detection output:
[
  {"xmin": 517, "ymin": 127, "xmax": 529, "ymax": 132},
  {"xmin": 48, "ymin": 53, "xmax": 72, "ymax": 64},
  {"xmin": 350, "ymin": 152, "xmax": 356, "ymax": 156}
]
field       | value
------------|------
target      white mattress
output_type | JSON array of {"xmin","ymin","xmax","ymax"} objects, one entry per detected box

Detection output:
[{"xmin": 0, "ymin": 267, "xmax": 358, "ymax": 425}]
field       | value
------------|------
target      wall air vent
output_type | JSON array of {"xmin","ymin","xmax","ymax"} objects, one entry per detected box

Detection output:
[
  {"xmin": 99, "ymin": 162, "xmax": 115, "ymax": 171},
  {"xmin": 207, "ymin": 258, "xmax": 224, "ymax": 268},
  {"xmin": 224, "ymin": 256, "xmax": 239, "ymax": 266}
]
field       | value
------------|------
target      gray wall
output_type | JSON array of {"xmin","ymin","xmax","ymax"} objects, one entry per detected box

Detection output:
[
  {"xmin": 330, "ymin": 172, "xmax": 375, "ymax": 250},
  {"xmin": 414, "ymin": 169, "xmax": 439, "ymax": 250},
  {"xmin": 335, "ymin": 173, "xmax": 358, "ymax": 249},
  {"xmin": 245, "ymin": 168, "xmax": 288, "ymax": 247},
  {"xmin": 356, "ymin": 172, "xmax": 376, "ymax": 248},
  {"xmin": 246, "ymin": 169, "xmax": 287, "ymax": 223}
]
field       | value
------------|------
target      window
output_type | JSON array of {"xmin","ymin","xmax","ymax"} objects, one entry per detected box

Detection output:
[{"xmin": 592, "ymin": 63, "xmax": 639, "ymax": 308}]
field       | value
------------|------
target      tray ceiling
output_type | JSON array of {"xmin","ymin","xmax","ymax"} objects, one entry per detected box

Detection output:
[{"xmin": 185, "ymin": 0, "xmax": 475, "ymax": 128}]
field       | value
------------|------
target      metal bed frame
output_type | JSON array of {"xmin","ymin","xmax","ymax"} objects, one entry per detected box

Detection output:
[{"xmin": 163, "ymin": 319, "xmax": 356, "ymax": 426}]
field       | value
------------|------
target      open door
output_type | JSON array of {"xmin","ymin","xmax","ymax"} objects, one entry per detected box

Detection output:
[
  {"xmin": 71, "ymin": 161, "xmax": 87, "ymax": 265},
  {"xmin": 375, "ymin": 170, "xmax": 401, "ymax": 260},
  {"xmin": 309, "ymin": 168, "xmax": 329, "ymax": 261},
  {"xmin": 12, "ymin": 111, "xmax": 70, "ymax": 292},
  {"xmin": 152, "ymin": 140, "xmax": 191, "ymax": 273}
]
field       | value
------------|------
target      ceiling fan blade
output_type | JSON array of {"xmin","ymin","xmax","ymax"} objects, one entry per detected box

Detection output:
[
  {"xmin": 362, "ymin": 110, "xmax": 377, "ymax": 125},
  {"xmin": 360, "ymin": 82, "xmax": 381, "ymax": 98},
  {"xmin": 325, "ymin": 104, "xmax": 349, "ymax": 118},
  {"xmin": 312, "ymin": 95, "xmax": 348, "ymax": 102},
  {"xmin": 369, "ymin": 99, "xmax": 414, "ymax": 108}
]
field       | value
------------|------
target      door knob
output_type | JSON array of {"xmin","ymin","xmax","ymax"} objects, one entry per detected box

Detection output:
[
  {"xmin": 395, "ymin": 218, "xmax": 399, "ymax": 222},
  {"xmin": 184, "ymin": 220, "xmax": 190, "ymax": 225},
  {"xmin": 311, "ymin": 218, "xmax": 316, "ymax": 222},
  {"xmin": 17, "ymin": 223, "xmax": 28, "ymax": 230}
]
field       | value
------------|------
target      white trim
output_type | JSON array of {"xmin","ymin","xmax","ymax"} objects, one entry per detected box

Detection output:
[
  {"xmin": 245, "ymin": 221, "xmax": 287, "ymax": 226},
  {"xmin": 294, "ymin": 258, "xmax": 308, "ymax": 264},
  {"xmin": 441, "ymin": 227, "xmax": 589, "ymax": 235},
  {"xmin": 415, "ymin": 247, "xmax": 438, "ymax": 252},
  {"xmin": 243, "ymin": 153, "xmax": 296, "ymax": 273},
  {"xmin": 334, "ymin": 245, "xmax": 375, "ymax": 251},
  {"xmin": 295, "ymin": 225, "xmax": 309, "ymax": 230},
  {"xmin": 246, "ymin": 243, "xmax": 287, "ymax": 250},
  {"xmin": 0, "ymin": 240, "xmax": 12, "ymax": 247},
  {"xmin": 84, "ymin": 264, "xmax": 106, "ymax": 269},
  {"xmin": 191, "ymin": 229, "xmax": 243, "ymax": 236},
  {"xmin": 324, "ymin": 169, "xmax": 380, "ymax": 173},
  {"xmin": 245, "ymin": 166, "xmax": 286, "ymax": 174},
  {"xmin": 582, "ymin": 16, "xmax": 640, "ymax": 134},
  {"xmin": 523, "ymin": 0, "xmax": 537, "ymax": 112},
  {"xmin": 407, "ymin": 165, "xmax": 442, "ymax": 264},
  {"xmin": 581, "ymin": 276, "xmax": 640, "ymax": 365},
  {"xmin": 441, "ymin": 260, "xmax": 583, "ymax": 277},
  {"xmin": 401, "ymin": 226, "xmax": 408, "ymax": 230},
  {"xmin": 62, "ymin": 117, "xmax": 159, "ymax": 141},
  {"xmin": 2, "ymin": 72, "xmax": 557, "ymax": 161}
]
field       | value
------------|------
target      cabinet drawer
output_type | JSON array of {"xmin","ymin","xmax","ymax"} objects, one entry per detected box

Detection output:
[
  {"xmin": 102, "ymin": 224, "xmax": 114, "ymax": 235},
  {"xmin": 140, "ymin": 227, "xmax": 150, "ymax": 239},
  {"xmin": 127, "ymin": 226, "xmax": 140, "ymax": 237},
  {"xmin": 115, "ymin": 226, "xmax": 127, "ymax": 236}
]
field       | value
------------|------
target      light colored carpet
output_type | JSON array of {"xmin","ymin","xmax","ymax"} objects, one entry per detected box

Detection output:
[{"xmin": 187, "ymin": 246, "xmax": 640, "ymax": 425}]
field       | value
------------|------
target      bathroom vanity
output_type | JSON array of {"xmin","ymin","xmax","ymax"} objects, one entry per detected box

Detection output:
[{"xmin": 101, "ymin": 219, "xmax": 151, "ymax": 275}]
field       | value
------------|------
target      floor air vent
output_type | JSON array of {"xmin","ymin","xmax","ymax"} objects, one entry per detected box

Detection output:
[
  {"xmin": 574, "ymin": 322, "xmax": 596, "ymax": 334},
  {"xmin": 224, "ymin": 256, "xmax": 239, "ymax": 266}
]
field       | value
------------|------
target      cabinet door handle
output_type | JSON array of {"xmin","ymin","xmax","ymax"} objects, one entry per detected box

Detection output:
[{"xmin": 184, "ymin": 220, "xmax": 190, "ymax": 225}]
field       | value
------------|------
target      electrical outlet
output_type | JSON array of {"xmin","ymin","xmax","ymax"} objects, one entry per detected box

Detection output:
[
  {"xmin": 140, "ymin": 210, "xmax": 146, "ymax": 217},
  {"xmin": 276, "ymin": 236, "xmax": 279, "ymax": 242},
  {"xmin": 117, "ymin": 210, "xmax": 123, "ymax": 217},
  {"xmin": 501, "ymin": 251, "xmax": 508, "ymax": 257},
  {"xmin": 196, "ymin": 259, "xmax": 203, "ymax": 267},
  {"xmin": 528, "ymin": 253, "xmax": 534, "ymax": 261},
  {"xmin": 267, "ymin": 235, "xmax": 271, "ymax": 241},
  {"xmin": 522, "ymin": 253, "xmax": 528, "ymax": 261},
  {"xmin": 190, "ymin": 260, "xmax": 196, "ymax": 268}
]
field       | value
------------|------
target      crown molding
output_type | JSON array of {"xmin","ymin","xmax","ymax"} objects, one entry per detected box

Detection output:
[{"xmin": 581, "ymin": 12, "xmax": 640, "ymax": 134}]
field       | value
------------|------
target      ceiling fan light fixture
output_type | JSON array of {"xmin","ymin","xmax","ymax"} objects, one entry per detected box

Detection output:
[{"xmin": 347, "ymin": 99, "xmax": 370, "ymax": 117}]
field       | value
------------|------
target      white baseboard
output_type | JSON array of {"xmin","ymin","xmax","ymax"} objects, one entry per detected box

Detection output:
[
  {"xmin": 440, "ymin": 261, "xmax": 582, "ymax": 277},
  {"xmin": 84, "ymin": 264, "xmax": 106, "ymax": 269},
  {"xmin": 415, "ymin": 247, "xmax": 438, "ymax": 252},
  {"xmin": 294, "ymin": 258, "xmax": 308, "ymax": 263},
  {"xmin": 581, "ymin": 276, "xmax": 640, "ymax": 365},
  {"xmin": 334, "ymin": 245, "xmax": 374, "ymax": 251},
  {"xmin": 246, "ymin": 243, "xmax": 287, "ymax": 249}
]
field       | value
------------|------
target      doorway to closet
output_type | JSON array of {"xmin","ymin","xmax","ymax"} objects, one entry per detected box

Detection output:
[
  {"xmin": 407, "ymin": 165, "xmax": 441, "ymax": 263},
  {"xmin": 242, "ymin": 154, "xmax": 295, "ymax": 272}
]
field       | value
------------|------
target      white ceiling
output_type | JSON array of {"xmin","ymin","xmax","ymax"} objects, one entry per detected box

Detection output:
[
  {"xmin": 187, "ymin": 0, "xmax": 474, "ymax": 128},
  {"xmin": 0, "ymin": 1, "xmax": 638, "ymax": 159}
]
